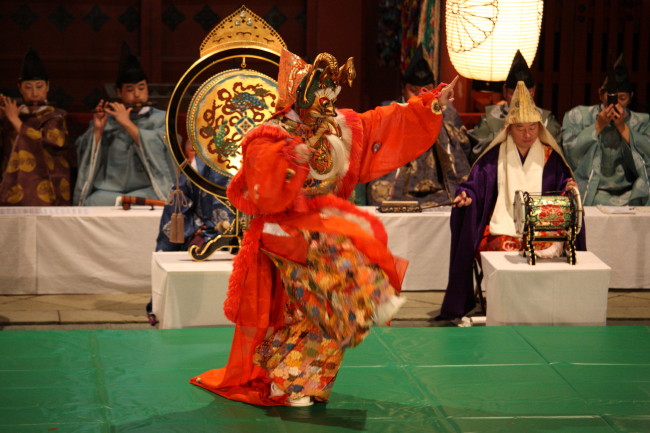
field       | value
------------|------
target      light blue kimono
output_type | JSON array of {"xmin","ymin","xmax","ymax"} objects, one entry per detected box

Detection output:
[
  {"xmin": 74, "ymin": 107, "xmax": 176, "ymax": 206},
  {"xmin": 562, "ymin": 105, "xmax": 650, "ymax": 206}
]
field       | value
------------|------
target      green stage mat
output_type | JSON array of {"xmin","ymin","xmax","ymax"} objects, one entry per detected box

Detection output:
[{"xmin": 1, "ymin": 326, "xmax": 649, "ymax": 432}]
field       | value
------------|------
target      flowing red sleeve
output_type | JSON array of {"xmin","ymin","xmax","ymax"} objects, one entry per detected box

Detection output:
[{"xmin": 356, "ymin": 85, "xmax": 446, "ymax": 183}]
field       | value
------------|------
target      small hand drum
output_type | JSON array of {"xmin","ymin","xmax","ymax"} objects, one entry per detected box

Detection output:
[{"xmin": 513, "ymin": 188, "xmax": 583, "ymax": 265}]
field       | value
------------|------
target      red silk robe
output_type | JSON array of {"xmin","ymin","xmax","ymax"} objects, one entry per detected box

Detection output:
[{"xmin": 191, "ymin": 87, "xmax": 445, "ymax": 405}]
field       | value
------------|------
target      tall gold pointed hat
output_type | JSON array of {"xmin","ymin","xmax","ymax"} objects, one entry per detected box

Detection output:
[
  {"xmin": 476, "ymin": 80, "xmax": 568, "ymax": 166},
  {"xmin": 504, "ymin": 80, "xmax": 542, "ymax": 126}
]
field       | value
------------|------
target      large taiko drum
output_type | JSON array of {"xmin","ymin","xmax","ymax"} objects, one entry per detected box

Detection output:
[{"xmin": 513, "ymin": 188, "xmax": 583, "ymax": 264}]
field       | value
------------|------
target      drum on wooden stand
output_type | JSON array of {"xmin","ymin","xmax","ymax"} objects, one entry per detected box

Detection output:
[{"xmin": 513, "ymin": 188, "xmax": 583, "ymax": 265}]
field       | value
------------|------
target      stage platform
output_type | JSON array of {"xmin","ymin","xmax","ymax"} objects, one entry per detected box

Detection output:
[{"xmin": 1, "ymin": 326, "xmax": 649, "ymax": 432}]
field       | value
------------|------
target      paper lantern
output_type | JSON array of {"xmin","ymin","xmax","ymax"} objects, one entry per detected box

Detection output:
[{"xmin": 446, "ymin": 0, "xmax": 543, "ymax": 81}]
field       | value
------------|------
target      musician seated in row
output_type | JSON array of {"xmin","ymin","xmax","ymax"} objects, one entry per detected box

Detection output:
[
  {"xmin": 366, "ymin": 45, "xmax": 471, "ymax": 208},
  {"xmin": 436, "ymin": 81, "xmax": 587, "ymax": 322},
  {"xmin": 562, "ymin": 55, "xmax": 650, "ymax": 207},
  {"xmin": 74, "ymin": 43, "xmax": 176, "ymax": 206},
  {"xmin": 0, "ymin": 47, "xmax": 72, "ymax": 206},
  {"xmin": 468, "ymin": 50, "xmax": 562, "ymax": 164},
  {"xmin": 155, "ymin": 145, "xmax": 234, "ymax": 252},
  {"xmin": 147, "ymin": 147, "xmax": 235, "ymax": 325}
]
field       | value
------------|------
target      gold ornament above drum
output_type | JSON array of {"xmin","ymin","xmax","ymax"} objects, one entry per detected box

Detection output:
[
  {"xmin": 514, "ymin": 188, "xmax": 583, "ymax": 265},
  {"xmin": 187, "ymin": 69, "xmax": 278, "ymax": 178}
]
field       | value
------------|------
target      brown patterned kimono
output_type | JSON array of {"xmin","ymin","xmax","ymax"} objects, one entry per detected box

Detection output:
[{"xmin": 0, "ymin": 106, "xmax": 71, "ymax": 205}]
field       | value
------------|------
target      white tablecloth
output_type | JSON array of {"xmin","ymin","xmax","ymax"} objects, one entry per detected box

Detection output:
[
  {"xmin": 581, "ymin": 206, "xmax": 650, "ymax": 289},
  {"xmin": 0, "ymin": 206, "xmax": 161, "ymax": 294},
  {"xmin": 481, "ymin": 251, "xmax": 611, "ymax": 326},
  {"xmin": 363, "ymin": 206, "xmax": 451, "ymax": 291},
  {"xmin": 151, "ymin": 251, "xmax": 233, "ymax": 329},
  {"xmin": 1, "ymin": 205, "xmax": 648, "ymax": 294},
  {"xmin": 364, "ymin": 205, "xmax": 650, "ymax": 291},
  {"xmin": 0, "ymin": 214, "xmax": 37, "ymax": 293}
]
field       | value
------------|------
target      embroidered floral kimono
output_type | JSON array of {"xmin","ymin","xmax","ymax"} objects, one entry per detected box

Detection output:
[{"xmin": 190, "ymin": 87, "xmax": 446, "ymax": 406}]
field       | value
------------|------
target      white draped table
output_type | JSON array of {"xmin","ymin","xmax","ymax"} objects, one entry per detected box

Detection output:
[
  {"xmin": 579, "ymin": 206, "xmax": 650, "ymax": 289},
  {"xmin": 0, "ymin": 206, "xmax": 161, "ymax": 294},
  {"xmin": 151, "ymin": 251, "xmax": 232, "ymax": 329},
  {"xmin": 363, "ymin": 206, "xmax": 452, "ymax": 291},
  {"xmin": 0, "ymin": 205, "xmax": 648, "ymax": 295},
  {"xmin": 363, "ymin": 205, "xmax": 650, "ymax": 291},
  {"xmin": 481, "ymin": 251, "xmax": 611, "ymax": 326}
]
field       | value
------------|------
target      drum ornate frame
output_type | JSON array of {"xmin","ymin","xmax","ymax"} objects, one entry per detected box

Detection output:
[
  {"xmin": 514, "ymin": 188, "xmax": 583, "ymax": 265},
  {"xmin": 165, "ymin": 6, "xmax": 286, "ymax": 260}
]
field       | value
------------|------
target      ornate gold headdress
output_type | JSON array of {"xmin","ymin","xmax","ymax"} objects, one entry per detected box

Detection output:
[
  {"xmin": 298, "ymin": 53, "xmax": 356, "ymax": 107},
  {"xmin": 276, "ymin": 50, "xmax": 356, "ymax": 111},
  {"xmin": 276, "ymin": 48, "xmax": 311, "ymax": 111},
  {"xmin": 504, "ymin": 80, "xmax": 542, "ymax": 126}
]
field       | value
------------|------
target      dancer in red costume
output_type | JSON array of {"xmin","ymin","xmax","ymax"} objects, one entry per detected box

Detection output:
[{"xmin": 191, "ymin": 49, "xmax": 457, "ymax": 406}]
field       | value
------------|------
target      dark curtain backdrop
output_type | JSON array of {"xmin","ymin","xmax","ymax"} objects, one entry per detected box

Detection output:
[{"xmin": 0, "ymin": 0, "xmax": 647, "ymax": 134}]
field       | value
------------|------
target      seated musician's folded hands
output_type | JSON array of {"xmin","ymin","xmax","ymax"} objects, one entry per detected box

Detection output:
[
  {"xmin": 452, "ymin": 190, "xmax": 472, "ymax": 207},
  {"xmin": 565, "ymin": 177, "xmax": 577, "ymax": 192}
]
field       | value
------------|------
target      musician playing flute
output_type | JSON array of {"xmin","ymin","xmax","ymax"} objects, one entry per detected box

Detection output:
[
  {"xmin": 0, "ymin": 47, "xmax": 72, "ymax": 205},
  {"xmin": 74, "ymin": 42, "xmax": 176, "ymax": 206}
]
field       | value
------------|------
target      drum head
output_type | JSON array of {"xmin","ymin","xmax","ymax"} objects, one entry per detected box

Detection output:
[
  {"xmin": 513, "ymin": 190, "xmax": 526, "ymax": 235},
  {"xmin": 568, "ymin": 186, "xmax": 583, "ymax": 234},
  {"xmin": 186, "ymin": 69, "xmax": 279, "ymax": 178}
]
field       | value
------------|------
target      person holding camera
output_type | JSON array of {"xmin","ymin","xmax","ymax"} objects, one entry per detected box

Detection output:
[{"xmin": 562, "ymin": 55, "xmax": 650, "ymax": 206}]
